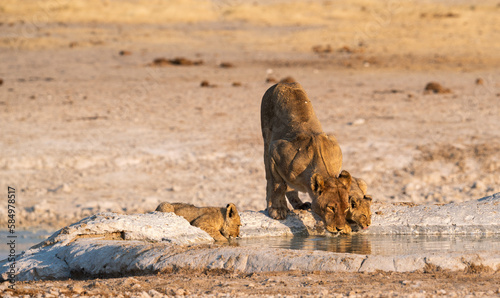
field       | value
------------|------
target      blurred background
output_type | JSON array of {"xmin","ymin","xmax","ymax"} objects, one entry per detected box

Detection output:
[{"xmin": 0, "ymin": 0, "xmax": 499, "ymax": 242}]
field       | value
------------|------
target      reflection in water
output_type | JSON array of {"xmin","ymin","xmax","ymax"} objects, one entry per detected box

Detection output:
[
  {"xmin": 235, "ymin": 234, "xmax": 500, "ymax": 255},
  {"xmin": 2, "ymin": 230, "xmax": 498, "ymax": 259},
  {"xmin": 287, "ymin": 234, "xmax": 372, "ymax": 255}
]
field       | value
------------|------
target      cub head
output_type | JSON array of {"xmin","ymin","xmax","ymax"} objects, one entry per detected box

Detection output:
[
  {"xmin": 310, "ymin": 170, "xmax": 352, "ymax": 234},
  {"xmin": 155, "ymin": 202, "xmax": 174, "ymax": 213},
  {"xmin": 347, "ymin": 177, "xmax": 373, "ymax": 230},
  {"xmin": 221, "ymin": 203, "xmax": 241, "ymax": 239}
]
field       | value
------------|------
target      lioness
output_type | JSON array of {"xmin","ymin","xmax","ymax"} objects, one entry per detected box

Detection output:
[
  {"xmin": 347, "ymin": 177, "xmax": 372, "ymax": 230},
  {"xmin": 155, "ymin": 202, "xmax": 241, "ymax": 242},
  {"xmin": 287, "ymin": 176, "xmax": 373, "ymax": 230},
  {"xmin": 261, "ymin": 82, "xmax": 352, "ymax": 234}
]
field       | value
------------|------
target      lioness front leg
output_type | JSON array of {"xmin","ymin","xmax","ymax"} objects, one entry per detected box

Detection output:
[{"xmin": 267, "ymin": 164, "xmax": 289, "ymax": 219}]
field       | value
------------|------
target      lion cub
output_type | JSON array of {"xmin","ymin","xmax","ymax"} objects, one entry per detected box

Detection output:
[
  {"xmin": 155, "ymin": 202, "xmax": 241, "ymax": 242},
  {"xmin": 347, "ymin": 177, "xmax": 372, "ymax": 230}
]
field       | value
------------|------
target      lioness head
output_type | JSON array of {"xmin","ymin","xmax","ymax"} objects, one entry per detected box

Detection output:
[
  {"xmin": 220, "ymin": 203, "xmax": 241, "ymax": 239},
  {"xmin": 310, "ymin": 170, "xmax": 352, "ymax": 234},
  {"xmin": 347, "ymin": 177, "xmax": 372, "ymax": 230}
]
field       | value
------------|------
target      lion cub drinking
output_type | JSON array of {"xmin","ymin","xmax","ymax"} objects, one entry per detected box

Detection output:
[
  {"xmin": 347, "ymin": 177, "xmax": 372, "ymax": 230},
  {"xmin": 155, "ymin": 202, "xmax": 241, "ymax": 242}
]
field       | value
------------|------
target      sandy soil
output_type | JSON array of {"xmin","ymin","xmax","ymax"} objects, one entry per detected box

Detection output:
[
  {"xmin": 1, "ymin": 0, "xmax": 499, "ymax": 295},
  {"xmin": 3, "ymin": 269, "xmax": 500, "ymax": 297}
]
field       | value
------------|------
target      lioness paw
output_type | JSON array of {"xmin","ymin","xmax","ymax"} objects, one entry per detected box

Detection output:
[
  {"xmin": 296, "ymin": 202, "xmax": 312, "ymax": 210},
  {"xmin": 268, "ymin": 206, "xmax": 290, "ymax": 220}
]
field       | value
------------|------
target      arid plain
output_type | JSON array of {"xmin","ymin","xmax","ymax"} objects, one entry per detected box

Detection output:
[{"xmin": 1, "ymin": 0, "xmax": 499, "ymax": 296}]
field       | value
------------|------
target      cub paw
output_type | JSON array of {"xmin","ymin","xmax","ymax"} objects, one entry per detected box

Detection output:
[
  {"xmin": 340, "ymin": 224, "xmax": 352, "ymax": 235},
  {"xmin": 268, "ymin": 206, "xmax": 290, "ymax": 220}
]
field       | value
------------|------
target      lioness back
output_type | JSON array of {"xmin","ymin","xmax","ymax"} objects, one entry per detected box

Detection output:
[{"xmin": 261, "ymin": 82, "xmax": 323, "ymax": 142}]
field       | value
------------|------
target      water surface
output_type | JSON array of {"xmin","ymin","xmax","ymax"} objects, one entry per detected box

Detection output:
[
  {"xmin": 0, "ymin": 230, "xmax": 53, "ymax": 260},
  {"xmin": 2, "ymin": 231, "xmax": 499, "ymax": 260},
  {"xmin": 235, "ymin": 234, "xmax": 500, "ymax": 255}
]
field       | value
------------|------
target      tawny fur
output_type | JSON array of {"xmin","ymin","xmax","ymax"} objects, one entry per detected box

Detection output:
[
  {"xmin": 155, "ymin": 202, "xmax": 241, "ymax": 242},
  {"xmin": 347, "ymin": 177, "xmax": 372, "ymax": 230},
  {"xmin": 260, "ymin": 82, "xmax": 352, "ymax": 234},
  {"xmin": 287, "ymin": 176, "xmax": 373, "ymax": 230}
]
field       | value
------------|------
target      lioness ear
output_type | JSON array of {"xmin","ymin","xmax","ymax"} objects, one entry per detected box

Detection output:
[
  {"xmin": 364, "ymin": 195, "xmax": 373, "ymax": 201},
  {"xmin": 311, "ymin": 173, "xmax": 325, "ymax": 196},
  {"xmin": 357, "ymin": 178, "xmax": 368, "ymax": 195},
  {"xmin": 338, "ymin": 170, "xmax": 352, "ymax": 190},
  {"xmin": 226, "ymin": 203, "xmax": 238, "ymax": 218}
]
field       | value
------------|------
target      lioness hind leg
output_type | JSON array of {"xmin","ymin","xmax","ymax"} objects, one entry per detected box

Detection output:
[{"xmin": 286, "ymin": 191, "xmax": 311, "ymax": 210}]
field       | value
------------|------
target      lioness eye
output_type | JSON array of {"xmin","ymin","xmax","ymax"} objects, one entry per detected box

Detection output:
[{"xmin": 327, "ymin": 206, "xmax": 335, "ymax": 213}]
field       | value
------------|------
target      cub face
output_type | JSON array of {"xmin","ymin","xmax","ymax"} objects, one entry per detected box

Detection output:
[
  {"xmin": 311, "ymin": 170, "xmax": 352, "ymax": 234},
  {"xmin": 221, "ymin": 203, "xmax": 241, "ymax": 239},
  {"xmin": 347, "ymin": 177, "xmax": 372, "ymax": 230}
]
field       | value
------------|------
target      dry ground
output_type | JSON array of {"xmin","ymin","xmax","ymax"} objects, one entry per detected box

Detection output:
[
  {"xmin": 1, "ymin": 0, "xmax": 499, "ymax": 296},
  {"xmin": 3, "ymin": 269, "xmax": 500, "ymax": 297}
]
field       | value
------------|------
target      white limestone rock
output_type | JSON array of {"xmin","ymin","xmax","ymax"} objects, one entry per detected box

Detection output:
[
  {"xmin": 368, "ymin": 192, "xmax": 500, "ymax": 235},
  {"xmin": 38, "ymin": 211, "xmax": 214, "ymax": 246},
  {"xmin": 239, "ymin": 210, "xmax": 325, "ymax": 238},
  {"xmin": 1, "ymin": 194, "xmax": 499, "ymax": 281},
  {"xmin": 0, "ymin": 211, "xmax": 213, "ymax": 281}
]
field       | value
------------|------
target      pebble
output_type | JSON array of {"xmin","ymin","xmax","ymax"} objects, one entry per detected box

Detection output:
[
  {"xmin": 175, "ymin": 288, "xmax": 189, "ymax": 295},
  {"xmin": 122, "ymin": 277, "xmax": 140, "ymax": 285},
  {"xmin": 471, "ymin": 181, "xmax": 485, "ymax": 190},
  {"xmin": 49, "ymin": 289, "xmax": 60, "ymax": 295},
  {"xmin": 148, "ymin": 289, "xmax": 163, "ymax": 297},
  {"xmin": 134, "ymin": 291, "xmax": 151, "ymax": 298},
  {"xmin": 351, "ymin": 118, "xmax": 365, "ymax": 126},
  {"xmin": 0, "ymin": 282, "xmax": 9, "ymax": 291},
  {"xmin": 132, "ymin": 283, "xmax": 142, "ymax": 289}
]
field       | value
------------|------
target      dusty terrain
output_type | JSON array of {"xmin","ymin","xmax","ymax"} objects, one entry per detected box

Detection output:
[
  {"xmin": 3, "ymin": 269, "xmax": 500, "ymax": 297},
  {"xmin": 1, "ymin": 0, "xmax": 499, "ymax": 296}
]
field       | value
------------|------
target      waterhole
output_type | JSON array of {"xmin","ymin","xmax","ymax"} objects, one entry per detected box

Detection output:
[
  {"xmin": 2, "ymin": 231, "xmax": 499, "ymax": 260},
  {"xmin": 235, "ymin": 234, "xmax": 500, "ymax": 256},
  {"xmin": 0, "ymin": 230, "xmax": 53, "ymax": 260}
]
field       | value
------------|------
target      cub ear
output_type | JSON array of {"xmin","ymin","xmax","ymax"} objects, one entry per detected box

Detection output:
[
  {"xmin": 226, "ymin": 203, "xmax": 238, "ymax": 218},
  {"xmin": 356, "ymin": 178, "xmax": 368, "ymax": 195},
  {"xmin": 311, "ymin": 173, "xmax": 325, "ymax": 196},
  {"xmin": 338, "ymin": 170, "xmax": 352, "ymax": 190},
  {"xmin": 364, "ymin": 195, "xmax": 373, "ymax": 201}
]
